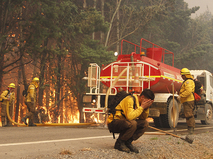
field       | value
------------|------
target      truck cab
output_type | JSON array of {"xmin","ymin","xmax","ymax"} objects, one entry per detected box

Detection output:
[{"xmin": 190, "ymin": 70, "xmax": 213, "ymax": 125}]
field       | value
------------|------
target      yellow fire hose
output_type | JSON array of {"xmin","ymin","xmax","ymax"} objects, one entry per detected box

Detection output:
[
  {"xmin": 105, "ymin": 67, "xmax": 129, "ymax": 109},
  {"xmin": 6, "ymin": 101, "xmax": 26, "ymax": 126},
  {"xmin": 6, "ymin": 101, "xmax": 96, "ymax": 127}
]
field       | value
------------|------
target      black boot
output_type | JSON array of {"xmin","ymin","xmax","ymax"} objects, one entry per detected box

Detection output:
[
  {"xmin": 125, "ymin": 138, "xmax": 139, "ymax": 153},
  {"xmin": 21, "ymin": 117, "xmax": 27, "ymax": 125},
  {"xmin": 28, "ymin": 121, "xmax": 37, "ymax": 126},
  {"xmin": 188, "ymin": 127, "xmax": 194, "ymax": 135},
  {"xmin": 28, "ymin": 124, "xmax": 37, "ymax": 126},
  {"xmin": 114, "ymin": 139, "xmax": 130, "ymax": 153}
]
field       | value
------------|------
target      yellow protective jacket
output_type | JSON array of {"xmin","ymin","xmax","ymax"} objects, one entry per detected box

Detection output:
[
  {"xmin": 25, "ymin": 83, "xmax": 37, "ymax": 103},
  {"xmin": 179, "ymin": 75, "xmax": 195, "ymax": 103},
  {"xmin": 0, "ymin": 90, "xmax": 15, "ymax": 105},
  {"xmin": 107, "ymin": 94, "xmax": 149, "ymax": 124}
]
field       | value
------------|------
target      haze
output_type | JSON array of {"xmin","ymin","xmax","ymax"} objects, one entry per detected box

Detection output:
[{"xmin": 185, "ymin": 0, "xmax": 213, "ymax": 17}]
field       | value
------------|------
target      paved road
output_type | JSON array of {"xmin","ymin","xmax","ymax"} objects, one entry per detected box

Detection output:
[
  {"xmin": 0, "ymin": 120, "xmax": 212, "ymax": 159},
  {"xmin": 0, "ymin": 126, "xmax": 114, "ymax": 159}
]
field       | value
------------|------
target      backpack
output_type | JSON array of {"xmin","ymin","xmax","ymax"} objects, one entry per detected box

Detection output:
[
  {"xmin": 194, "ymin": 80, "xmax": 202, "ymax": 96},
  {"xmin": 0, "ymin": 90, "xmax": 10, "ymax": 102},
  {"xmin": 108, "ymin": 90, "xmax": 136, "ymax": 116},
  {"xmin": 22, "ymin": 84, "xmax": 29, "ymax": 97},
  {"xmin": 184, "ymin": 79, "xmax": 202, "ymax": 102},
  {"xmin": 194, "ymin": 80, "xmax": 202, "ymax": 101}
]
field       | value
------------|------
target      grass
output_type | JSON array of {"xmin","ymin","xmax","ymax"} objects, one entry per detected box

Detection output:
[
  {"xmin": 80, "ymin": 147, "xmax": 92, "ymax": 151},
  {"xmin": 59, "ymin": 149, "xmax": 72, "ymax": 155},
  {"xmin": 150, "ymin": 137, "xmax": 158, "ymax": 140}
]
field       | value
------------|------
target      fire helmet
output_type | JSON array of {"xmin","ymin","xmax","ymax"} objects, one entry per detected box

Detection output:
[
  {"xmin": 8, "ymin": 83, "xmax": 15, "ymax": 88},
  {"xmin": 32, "ymin": 77, "xmax": 39, "ymax": 82},
  {"xmin": 180, "ymin": 68, "xmax": 191, "ymax": 75}
]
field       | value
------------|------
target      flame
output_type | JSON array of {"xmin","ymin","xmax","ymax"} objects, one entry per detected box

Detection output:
[
  {"xmin": 146, "ymin": 118, "xmax": 153, "ymax": 122},
  {"xmin": 89, "ymin": 113, "xmax": 105, "ymax": 123},
  {"xmin": 1, "ymin": 54, "xmax": 89, "ymax": 125}
]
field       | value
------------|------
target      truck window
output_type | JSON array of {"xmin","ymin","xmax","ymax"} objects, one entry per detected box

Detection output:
[{"xmin": 197, "ymin": 76, "xmax": 206, "ymax": 91}]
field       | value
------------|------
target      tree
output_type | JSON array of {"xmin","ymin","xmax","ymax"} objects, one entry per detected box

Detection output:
[{"xmin": 0, "ymin": 0, "xmax": 25, "ymax": 91}]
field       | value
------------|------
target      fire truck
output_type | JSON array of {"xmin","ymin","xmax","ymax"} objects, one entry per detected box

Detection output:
[{"xmin": 82, "ymin": 38, "xmax": 213, "ymax": 128}]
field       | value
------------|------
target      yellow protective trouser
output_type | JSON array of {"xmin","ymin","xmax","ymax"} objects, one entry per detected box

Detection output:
[
  {"xmin": 25, "ymin": 102, "xmax": 36, "ymax": 125},
  {"xmin": 183, "ymin": 101, "xmax": 195, "ymax": 128},
  {"xmin": 108, "ymin": 118, "xmax": 148, "ymax": 141},
  {"xmin": 1, "ymin": 103, "xmax": 13, "ymax": 126}
]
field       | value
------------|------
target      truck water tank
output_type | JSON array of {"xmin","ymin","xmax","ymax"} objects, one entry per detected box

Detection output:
[{"xmin": 146, "ymin": 48, "xmax": 162, "ymax": 62}]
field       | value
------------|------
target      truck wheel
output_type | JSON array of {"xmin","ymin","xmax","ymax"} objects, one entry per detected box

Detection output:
[
  {"xmin": 161, "ymin": 98, "xmax": 179, "ymax": 128},
  {"xmin": 201, "ymin": 104, "xmax": 212, "ymax": 125}
]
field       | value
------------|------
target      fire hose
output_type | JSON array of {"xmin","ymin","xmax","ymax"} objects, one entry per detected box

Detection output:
[
  {"xmin": 105, "ymin": 67, "xmax": 129, "ymax": 109},
  {"xmin": 6, "ymin": 101, "xmax": 96, "ymax": 126},
  {"xmin": 6, "ymin": 101, "xmax": 26, "ymax": 126}
]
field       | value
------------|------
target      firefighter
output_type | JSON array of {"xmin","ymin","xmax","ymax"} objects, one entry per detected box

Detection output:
[
  {"xmin": 0, "ymin": 83, "xmax": 15, "ymax": 127},
  {"xmin": 179, "ymin": 68, "xmax": 195, "ymax": 134},
  {"xmin": 107, "ymin": 89, "xmax": 154, "ymax": 153},
  {"xmin": 21, "ymin": 77, "xmax": 39, "ymax": 126}
]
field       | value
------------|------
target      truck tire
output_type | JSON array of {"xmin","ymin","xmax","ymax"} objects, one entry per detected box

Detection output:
[
  {"xmin": 201, "ymin": 104, "xmax": 212, "ymax": 125},
  {"xmin": 161, "ymin": 98, "xmax": 179, "ymax": 128}
]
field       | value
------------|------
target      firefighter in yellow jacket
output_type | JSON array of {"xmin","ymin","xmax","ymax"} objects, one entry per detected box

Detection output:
[
  {"xmin": 21, "ymin": 77, "xmax": 39, "ymax": 126},
  {"xmin": 0, "ymin": 83, "xmax": 15, "ymax": 127},
  {"xmin": 107, "ymin": 89, "xmax": 154, "ymax": 153},
  {"xmin": 179, "ymin": 68, "xmax": 195, "ymax": 134}
]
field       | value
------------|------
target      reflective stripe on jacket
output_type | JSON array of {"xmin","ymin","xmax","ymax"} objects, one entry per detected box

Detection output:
[
  {"xmin": 179, "ymin": 78, "xmax": 195, "ymax": 103},
  {"xmin": 107, "ymin": 94, "xmax": 149, "ymax": 124}
]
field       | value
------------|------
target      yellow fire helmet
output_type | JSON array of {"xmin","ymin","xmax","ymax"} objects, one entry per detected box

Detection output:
[
  {"xmin": 32, "ymin": 77, "xmax": 39, "ymax": 88},
  {"xmin": 180, "ymin": 68, "xmax": 191, "ymax": 75},
  {"xmin": 32, "ymin": 77, "xmax": 39, "ymax": 82},
  {"xmin": 8, "ymin": 83, "xmax": 15, "ymax": 88}
]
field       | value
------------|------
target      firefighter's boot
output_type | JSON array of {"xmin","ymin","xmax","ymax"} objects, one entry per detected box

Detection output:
[
  {"xmin": 114, "ymin": 139, "xmax": 130, "ymax": 153},
  {"xmin": 21, "ymin": 117, "xmax": 27, "ymax": 125},
  {"xmin": 6, "ymin": 117, "xmax": 13, "ymax": 126},
  {"xmin": 125, "ymin": 138, "xmax": 139, "ymax": 153},
  {"xmin": 28, "ymin": 120, "xmax": 37, "ymax": 126},
  {"xmin": 188, "ymin": 127, "xmax": 194, "ymax": 135},
  {"xmin": 28, "ymin": 123, "xmax": 37, "ymax": 126}
]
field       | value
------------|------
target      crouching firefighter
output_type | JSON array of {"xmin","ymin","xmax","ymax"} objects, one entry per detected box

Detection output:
[{"xmin": 107, "ymin": 89, "xmax": 154, "ymax": 153}]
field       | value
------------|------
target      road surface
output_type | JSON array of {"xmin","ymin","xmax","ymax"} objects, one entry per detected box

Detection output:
[{"xmin": 0, "ymin": 120, "xmax": 212, "ymax": 159}]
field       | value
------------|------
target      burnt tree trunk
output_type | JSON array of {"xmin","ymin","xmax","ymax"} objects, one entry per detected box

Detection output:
[
  {"xmin": 60, "ymin": 66, "xmax": 64, "ymax": 123},
  {"xmin": 55, "ymin": 54, "xmax": 61, "ymax": 123},
  {"xmin": 45, "ymin": 63, "xmax": 50, "ymax": 116},
  {"xmin": 38, "ymin": 40, "xmax": 48, "ymax": 107},
  {"xmin": 15, "ymin": 61, "xmax": 22, "ymax": 122}
]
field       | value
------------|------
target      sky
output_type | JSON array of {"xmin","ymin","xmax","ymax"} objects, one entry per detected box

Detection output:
[{"xmin": 184, "ymin": 0, "xmax": 213, "ymax": 17}]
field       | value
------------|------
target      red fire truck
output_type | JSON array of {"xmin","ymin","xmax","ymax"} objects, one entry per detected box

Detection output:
[{"xmin": 82, "ymin": 38, "xmax": 213, "ymax": 128}]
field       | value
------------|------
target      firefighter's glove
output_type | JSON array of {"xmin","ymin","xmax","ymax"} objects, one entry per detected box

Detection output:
[{"xmin": 31, "ymin": 98, "xmax": 34, "ymax": 103}]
